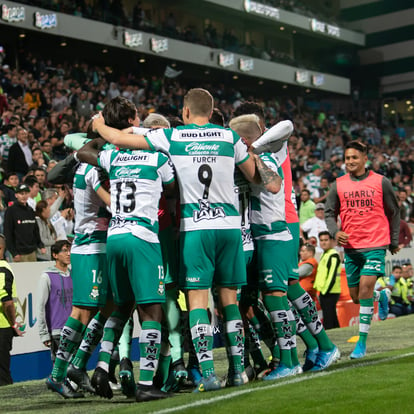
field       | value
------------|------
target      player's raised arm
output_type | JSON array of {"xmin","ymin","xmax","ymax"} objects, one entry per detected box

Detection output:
[{"xmin": 92, "ymin": 112, "xmax": 150, "ymax": 150}]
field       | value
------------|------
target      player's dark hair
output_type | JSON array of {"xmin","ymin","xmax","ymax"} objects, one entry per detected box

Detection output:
[
  {"xmin": 346, "ymin": 140, "xmax": 367, "ymax": 154},
  {"xmin": 102, "ymin": 96, "xmax": 137, "ymax": 130},
  {"xmin": 233, "ymin": 101, "xmax": 265, "ymax": 122},
  {"xmin": 318, "ymin": 231, "xmax": 332, "ymax": 239},
  {"xmin": 51, "ymin": 240, "xmax": 71, "ymax": 257},
  {"xmin": 210, "ymin": 108, "xmax": 224, "ymax": 127}
]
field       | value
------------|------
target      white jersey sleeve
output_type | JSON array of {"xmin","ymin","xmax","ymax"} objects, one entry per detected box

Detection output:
[
  {"xmin": 145, "ymin": 128, "xmax": 171, "ymax": 154},
  {"xmin": 234, "ymin": 137, "xmax": 250, "ymax": 165},
  {"xmin": 158, "ymin": 154, "xmax": 175, "ymax": 184}
]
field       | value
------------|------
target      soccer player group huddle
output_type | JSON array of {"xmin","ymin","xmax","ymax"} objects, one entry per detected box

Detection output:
[{"xmin": 45, "ymin": 88, "xmax": 399, "ymax": 402}]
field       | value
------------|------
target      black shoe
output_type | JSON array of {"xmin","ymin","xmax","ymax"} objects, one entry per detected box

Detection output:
[
  {"xmin": 119, "ymin": 357, "xmax": 136, "ymax": 397},
  {"xmin": 67, "ymin": 364, "xmax": 96, "ymax": 394},
  {"xmin": 91, "ymin": 367, "xmax": 113, "ymax": 399},
  {"xmin": 46, "ymin": 375, "xmax": 84, "ymax": 399},
  {"xmin": 136, "ymin": 384, "xmax": 173, "ymax": 402}
]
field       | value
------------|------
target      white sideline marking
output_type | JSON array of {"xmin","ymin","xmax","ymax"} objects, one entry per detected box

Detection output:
[{"xmin": 151, "ymin": 352, "xmax": 414, "ymax": 414}]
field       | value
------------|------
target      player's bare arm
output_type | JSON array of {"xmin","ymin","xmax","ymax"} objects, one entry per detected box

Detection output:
[{"xmin": 253, "ymin": 153, "xmax": 281, "ymax": 194}]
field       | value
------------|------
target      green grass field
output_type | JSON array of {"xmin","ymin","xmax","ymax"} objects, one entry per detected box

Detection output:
[{"xmin": 2, "ymin": 314, "xmax": 413, "ymax": 414}]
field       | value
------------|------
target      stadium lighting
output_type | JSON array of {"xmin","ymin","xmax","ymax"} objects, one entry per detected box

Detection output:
[
  {"xmin": 391, "ymin": 110, "xmax": 396, "ymax": 114},
  {"xmin": 102, "ymin": 48, "xmax": 108, "ymax": 53},
  {"xmin": 282, "ymin": 85, "xmax": 288, "ymax": 89},
  {"xmin": 305, "ymin": 89, "xmax": 311, "ymax": 93},
  {"xmin": 406, "ymin": 100, "xmax": 412, "ymax": 105},
  {"xmin": 60, "ymin": 40, "xmax": 67, "ymax": 47},
  {"xmin": 280, "ymin": 26, "xmax": 284, "ymax": 31},
  {"xmin": 233, "ymin": 75, "xmax": 238, "ymax": 79},
  {"xmin": 18, "ymin": 32, "xmax": 25, "ymax": 38},
  {"xmin": 258, "ymin": 80, "xmax": 264, "ymax": 85},
  {"xmin": 171, "ymin": 63, "xmax": 176, "ymax": 67},
  {"xmin": 204, "ymin": 70, "xmax": 210, "ymax": 75},
  {"xmin": 384, "ymin": 104, "xmax": 389, "ymax": 108},
  {"xmin": 139, "ymin": 58, "xmax": 145, "ymax": 63}
]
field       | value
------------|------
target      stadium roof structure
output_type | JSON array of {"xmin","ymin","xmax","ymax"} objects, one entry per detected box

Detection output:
[{"xmin": 0, "ymin": 0, "xmax": 366, "ymax": 97}]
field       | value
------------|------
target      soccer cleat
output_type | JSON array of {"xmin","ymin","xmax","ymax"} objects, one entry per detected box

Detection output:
[
  {"xmin": 119, "ymin": 357, "xmax": 136, "ymax": 397},
  {"xmin": 187, "ymin": 365, "xmax": 202, "ymax": 386},
  {"xmin": 244, "ymin": 365, "xmax": 256, "ymax": 382},
  {"xmin": 163, "ymin": 358, "xmax": 188, "ymax": 392},
  {"xmin": 193, "ymin": 374, "xmax": 222, "ymax": 393},
  {"xmin": 46, "ymin": 375, "xmax": 85, "ymax": 399},
  {"xmin": 309, "ymin": 346, "xmax": 341, "ymax": 372},
  {"xmin": 135, "ymin": 384, "xmax": 172, "ymax": 402},
  {"xmin": 67, "ymin": 364, "xmax": 96, "ymax": 394},
  {"xmin": 226, "ymin": 370, "xmax": 244, "ymax": 387},
  {"xmin": 378, "ymin": 289, "xmax": 391, "ymax": 321},
  {"xmin": 255, "ymin": 363, "xmax": 271, "ymax": 379},
  {"xmin": 293, "ymin": 365, "xmax": 303, "ymax": 375},
  {"xmin": 350, "ymin": 342, "xmax": 367, "ymax": 359},
  {"xmin": 262, "ymin": 363, "xmax": 296, "ymax": 381},
  {"xmin": 91, "ymin": 367, "xmax": 113, "ymax": 399},
  {"xmin": 302, "ymin": 348, "xmax": 319, "ymax": 372}
]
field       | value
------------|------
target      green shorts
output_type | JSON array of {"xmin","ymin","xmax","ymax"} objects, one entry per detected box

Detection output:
[
  {"xmin": 179, "ymin": 229, "xmax": 246, "ymax": 290},
  {"xmin": 107, "ymin": 234, "xmax": 166, "ymax": 306},
  {"xmin": 344, "ymin": 249, "xmax": 386, "ymax": 288},
  {"xmin": 159, "ymin": 225, "xmax": 179, "ymax": 286},
  {"xmin": 256, "ymin": 239, "xmax": 293, "ymax": 293},
  {"xmin": 287, "ymin": 222, "xmax": 300, "ymax": 281},
  {"xmin": 71, "ymin": 253, "xmax": 109, "ymax": 307}
]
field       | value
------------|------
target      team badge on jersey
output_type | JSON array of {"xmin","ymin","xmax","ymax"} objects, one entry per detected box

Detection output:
[
  {"xmin": 158, "ymin": 281, "xmax": 165, "ymax": 296},
  {"xmin": 90, "ymin": 285, "xmax": 99, "ymax": 300},
  {"xmin": 193, "ymin": 199, "xmax": 225, "ymax": 222}
]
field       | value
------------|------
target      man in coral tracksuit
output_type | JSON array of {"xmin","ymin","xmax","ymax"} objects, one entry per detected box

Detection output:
[{"xmin": 325, "ymin": 140, "xmax": 400, "ymax": 359}]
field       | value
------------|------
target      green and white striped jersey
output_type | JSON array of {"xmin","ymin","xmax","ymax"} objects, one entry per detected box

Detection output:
[
  {"xmin": 145, "ymin": 123, "xmax": 249, "ymax": 232},
  {"xmin": 98, "ymin": 148, "xmax": 175, "ymax": 243},
  {"xmin": 234, "ymin": 169, "xmax": 253, "ymax": 252},
  {"xmin": 72, "ymin": 163, "xmax": 110, "ymax": 254},
  {"xmin": 250, "ymin": 152, "xmax": 292, "ymax": 241}
]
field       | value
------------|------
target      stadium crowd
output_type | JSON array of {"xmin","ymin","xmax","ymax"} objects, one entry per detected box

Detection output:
[{"xmin": 0, "ymin": 53, "xmax": 413, "ymax": 397}]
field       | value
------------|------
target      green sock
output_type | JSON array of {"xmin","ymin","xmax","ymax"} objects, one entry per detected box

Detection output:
[
  {"xmin": 71, "ymin": 311, "xmax": 106, "ymax": 370},
  {"xmin": 119, "ymin": 317, "xmax": 134, "ymax": 360},
  {"xmin": 52, "ymin": 317, "xmax": 86, "ymax": 382},
  {"xmin": 289, "ymin": 299, "xmax": 318, "ymax": 351},
  {"xmin": 358, "ymin": 298, "xmax": 374, "ymax": 345},
  {"xmin": 263, "ymin": 295, "xmax": 293, "ymax": 368},
  {"xmin": 156, "ymin": 338, "xmax": 172, "ymax": 387},
  {"xmin": 373, "ymin": 291, "xmax": 380, "ymax": 301},
  {"xmin": 163, "ymin": 288, "xmax": 184, "ymax": 363},
  {"xmin": 287, "ymin": 308, "xmax": 299, "ymax": 367},
  {"xmin": 96, "ymin": 311, "xmax": 129, "ymax": 372},
  {"xmin": 189, "ymin": 308, "xmax": 214, "ymax": 378},
  {"xmin": 222, "ymin": 304, "xmax": 244, "ymax": 373},
  {"xmin": 288, "ymin": 283, "xmax": 334, "ymax": 351},
  {"xmin": 139, "ymin": 321, "xmax": 162, "ymax": 385}
]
